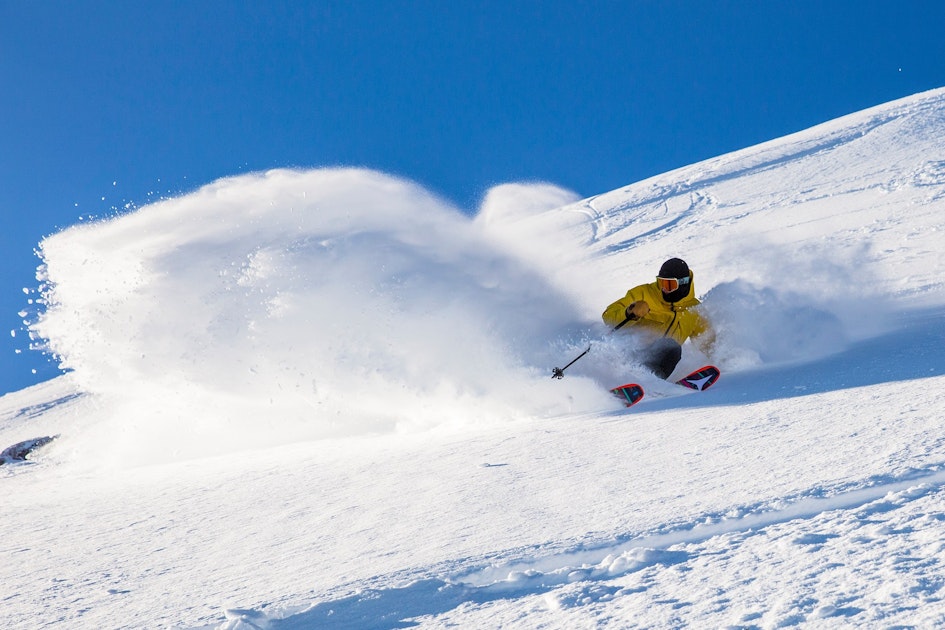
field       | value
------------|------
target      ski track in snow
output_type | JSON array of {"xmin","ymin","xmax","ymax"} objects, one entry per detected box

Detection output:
[{"xmin": 601, "ymin": 190, "xmax": 712, "ymax": 256}]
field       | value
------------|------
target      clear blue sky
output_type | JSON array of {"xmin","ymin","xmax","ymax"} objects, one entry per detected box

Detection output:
[{"xmin": 2, "ymin": 0, "xmax": 944, "ymax": 395}]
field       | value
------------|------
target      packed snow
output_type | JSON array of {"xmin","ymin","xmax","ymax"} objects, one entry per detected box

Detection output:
[{"xmin": 2, "ymin": 87, "xmax": 945, "ymax": 629}]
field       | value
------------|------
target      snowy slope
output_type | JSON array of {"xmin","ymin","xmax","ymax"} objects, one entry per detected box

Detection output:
[{"xmin": 2, "ymin": 87, "xmax": 945, "ymax": 629}]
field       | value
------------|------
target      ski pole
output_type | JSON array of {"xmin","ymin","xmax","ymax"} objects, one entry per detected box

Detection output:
[{"xmin": 551, "ymin": 315, "xmax": 633, "ymax": 379}]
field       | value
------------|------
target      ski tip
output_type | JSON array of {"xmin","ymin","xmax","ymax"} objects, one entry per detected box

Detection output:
[{"xmin": 610, "ymin": 383, "xmax": 645, "ymax": 407}]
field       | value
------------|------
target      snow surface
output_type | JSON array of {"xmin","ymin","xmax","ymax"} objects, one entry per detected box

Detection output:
[{"xmin": 3, "ymin": 87, "xmax": 945, "ymax": 629}]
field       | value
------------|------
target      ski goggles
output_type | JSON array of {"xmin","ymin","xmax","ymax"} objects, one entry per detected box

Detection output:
[{"xmin": 656, "ymin": 275, "xmax": 690, "ymax": 293}]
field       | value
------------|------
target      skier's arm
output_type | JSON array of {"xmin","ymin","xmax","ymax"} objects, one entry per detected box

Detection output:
[
  {"xmin": 602, "ymin": 287, "xmax": 648, "ymax": 328},
  {"xmin": 602, "ymin": 299, "xmax": 630, "ymax": 327}
]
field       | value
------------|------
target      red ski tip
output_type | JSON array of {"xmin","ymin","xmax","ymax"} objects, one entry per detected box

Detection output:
[{"xmin": 610, "ymin": 383, "xmax": 645, "ymax": 407}]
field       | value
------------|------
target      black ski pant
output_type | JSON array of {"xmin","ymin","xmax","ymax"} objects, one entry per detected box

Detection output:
[{"xmin": 643, "ymin": 338, "xmax": 682, "ymax": 380}]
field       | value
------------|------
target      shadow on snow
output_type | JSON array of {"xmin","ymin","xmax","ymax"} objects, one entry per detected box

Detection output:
[{"xmin": 266, "ymin": 552, "xmax": 690, "ymax": 629}]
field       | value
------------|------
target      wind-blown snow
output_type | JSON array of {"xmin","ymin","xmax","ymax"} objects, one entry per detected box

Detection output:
[
  {"xmin": 3, "ymin": 87, "xmax": 945, "ymax": 629},
  {"xmin": 31, "ymin": 170, "xmax": 610, "ymax": 466}
]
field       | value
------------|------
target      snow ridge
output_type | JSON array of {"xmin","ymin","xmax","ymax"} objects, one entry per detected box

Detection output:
[{"xmin": 215, "ymin": 469, "xmax": 945, "ymax": 629}]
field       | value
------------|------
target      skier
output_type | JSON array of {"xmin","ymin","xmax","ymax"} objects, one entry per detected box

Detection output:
[{"xmin": 602, "ymin": 257, "xmax": 714, "ymax": 379}]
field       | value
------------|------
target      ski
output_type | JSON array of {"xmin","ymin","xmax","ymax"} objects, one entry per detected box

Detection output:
[
  {"xmin": 676, "ymin": 365, "xmax": 721, "ymax": 391},
  {"xmin": 610, "ymin": 383, "xmax": 645, "ymax": 408},
  {"xmin": 611, "ymin": 366, "xmax": 718, "ymax": 409}
]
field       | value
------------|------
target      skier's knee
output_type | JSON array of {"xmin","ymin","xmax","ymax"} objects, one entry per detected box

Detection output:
[{"xmin": 645, "ymin": 340, "xmax": 682, "ymax": 379}]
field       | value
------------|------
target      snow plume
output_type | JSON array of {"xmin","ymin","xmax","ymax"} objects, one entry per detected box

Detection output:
[
  {"xmin": 701, "ymin": 282, "xmax": 847, "ymax": 370},
  {"xmin": 33, "ymin": 169, "xmax": 612, "ymax": 466},
  {"xmin": 475, "ymin": 182, "xmax": 584, "ymax": 264},
  {"xmin": 475, "ymin": 183, "xmax": 600, "ymax": 302}
]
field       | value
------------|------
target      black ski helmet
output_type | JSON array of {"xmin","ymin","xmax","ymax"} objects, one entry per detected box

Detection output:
[{"xmin": 657, "ymin": 258, "xmax": 692, "ymax": 303}]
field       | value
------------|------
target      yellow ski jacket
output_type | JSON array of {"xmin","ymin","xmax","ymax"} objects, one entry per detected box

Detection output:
[{"xmin": 601, "ymin": 272, "xmax": 713, "ymax": 348}]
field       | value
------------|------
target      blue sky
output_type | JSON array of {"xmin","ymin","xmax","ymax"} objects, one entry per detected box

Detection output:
[{"xmin": 2, "ymin": 1, "xmax": 944, "ymax": 395}]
